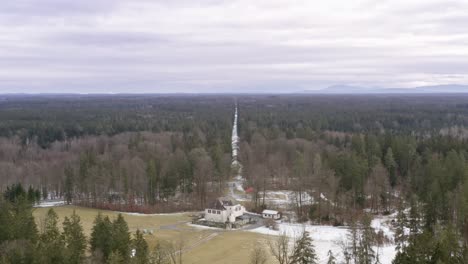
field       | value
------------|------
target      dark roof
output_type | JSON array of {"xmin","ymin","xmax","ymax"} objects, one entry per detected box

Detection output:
[
  {"xmin": 208, "ymin": 198, "xmax": 234, "ymax": 210},
  {"xmin": 220, "ymin": 199, "xmax": 233, "ymax": 206},
  {"xmin": 209, "ymin": 199, "xmax": 226, "ymax": 210}
]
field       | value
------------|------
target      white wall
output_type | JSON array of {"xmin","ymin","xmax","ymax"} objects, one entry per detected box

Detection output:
[
  {"xmin": 205, "ymin": 209, "xmax": 227, "ymax": 223},
  {"xmin": 263, "ymin": 213, "xmax": 280, "ymax": 219},
  {"xmin": 205, "ymin": 204, "xmax": 245, "ymax": 223}
]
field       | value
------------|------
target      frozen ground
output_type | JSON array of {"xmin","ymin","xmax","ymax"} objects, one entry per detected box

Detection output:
[
  {"xmin": 249, "ymin": 215, "xmax": 396, "ymax": 264},
  {"xmin": 34, "ymin": 200, "xmax": 65, "ymax": 207},
  {"xmin": 232, "ymin": 189, "xmax": 315, "ymax": 207}
]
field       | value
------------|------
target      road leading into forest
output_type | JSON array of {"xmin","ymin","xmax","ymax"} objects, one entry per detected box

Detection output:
[{"xmin": 232, "ymin": 102, "xmax": 239, "ymax": 167}]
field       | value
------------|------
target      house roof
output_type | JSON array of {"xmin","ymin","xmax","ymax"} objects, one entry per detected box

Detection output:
[
  {"xmin": 208, "ymin": 198, "xmax": 235, "ymax": 210},
  {"xmin": 262, "ymin": 209, "xmax": 279, "ymax": 215}
]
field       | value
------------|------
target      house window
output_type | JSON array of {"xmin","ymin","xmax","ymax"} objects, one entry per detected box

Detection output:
[
  {"xmin": 217, "ymin": 211, "xmax": 221, "ymax": 214},
  {"xmin": 208, "ymin": 210, "xmax": 211, "ymax": 213}
]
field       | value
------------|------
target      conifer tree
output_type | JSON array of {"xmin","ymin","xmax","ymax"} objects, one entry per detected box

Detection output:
[
  {"xmin": 394, "ymin": 201, "xmax": 407, "ymax": 252},
  {"xmin": 133, "ymin": 229, "xmax": 149, "ymax": 264},
  {"xmin": 111, "ymin": 213, "xmax": 131, "ymax": 262},
  {"xmin": 326, "ymin": 250, "xmax": 336, "ymax": 264},
  {"xmin": 64, "ymin": 166, "xmax": 74, "ymax": 205},
  {"xmin": 357, "ymin": 215, "xmax": 376, "ymax": 264},
  {"xmin": 11, "ymin": 196, "xmax": 38, "ymax": 242},
  {"xmin": 108, "ymin": 251, "xmax": 125, "ymax": 264},
  {"xmin": 90, "ymin": 213, "xmax": 113, "ymax": 261},
  {"xmin": 290, "ymin": 230, "xmax": 318, "ymax": 264},
  {"xmin": 37, "ymin": 208, "xmax": 65, "ymax": 264},
  {"xmin": 62, "ymin": 211, "xmax": 87, "ymax": 264},
  {"xmin": 384, "ymin": 148, "xmax": 397, "ymax": 187}
]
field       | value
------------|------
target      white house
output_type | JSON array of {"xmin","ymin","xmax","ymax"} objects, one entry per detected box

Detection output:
[
  {"xmin": 262, "ymin": 209, "xmax": 281, "ymax": 220},
  {"xmin": 204, "ymin": 198, "xmax": 245, "ymax": 223}
]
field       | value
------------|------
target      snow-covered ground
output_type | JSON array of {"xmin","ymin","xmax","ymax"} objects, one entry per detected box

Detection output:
[
  {"xmin": 249, "ymin": 216, "xmax": 396, "ymax": 264},
  {"xmin": 34, "ymin": 200, "xmax": 65, "ymax": 207},
  {"xmin": 121, "ymin": 211, "xmax": 190, "ymax": 216},
  {"xmin": 234, "ymin": 190, "xmax": 315, "ymax": 207}
]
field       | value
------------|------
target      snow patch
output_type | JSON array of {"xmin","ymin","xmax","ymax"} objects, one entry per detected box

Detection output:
[
  {"xmin": 35, "ymin": 200, "xmax": 65, "ymax": 208},
  {"xmin": 250, "ymin": 220, "xmax": 396, "ymax": 264}
]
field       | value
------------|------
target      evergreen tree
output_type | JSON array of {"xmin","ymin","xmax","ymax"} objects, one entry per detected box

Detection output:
[
  {"xmin": 37, "ymin": 208, "xmax": 65, "ymax": 264},
  {"xmin": 326, "ymin": 250, "xmax": 336, "ymax": 264},
  {"xmin": 394, "ymin": 201, "xmax": 408, "ymax": 252},
  {"xmin": 357, "ymin": 215, "xmax": 376, "ymax": 264},
  {"xmin": 111, "ymin": 214, "xmax": 131, "ymax": 262},
  {"xmin": 0, "ymin": 201, "xmax": 12, "ymax": 243},
  {"xmin": 133, "ymin": 229, "xmax": 149, "ymax": 264},
  {"xmin": 62, "ymin": 211, "xmax": 87, "ymax": 264},
  {"xmin": 290, "ymin": 230, "xmax": 318, "ymax": 264},
  {"xmin": 64, "ymin": 166, "xmax": 74, "ymax": 205},
  {"xmin": 384, "ymin": 148, "xmax": 397, "ymax": 187},
  {"xmin": 108, "ymin": 251, "xmax": 125, "ymax": 264},
  {"xmin": 90, "ymin": 213, "xmax": 113, "ymax": 261},
  {"xmin": 27, "ymin": 186, "xmax": 36, "ymax": 204},
  {"xmin": 11, "ymin": 197, "xmax": 38, "ymax": 242}
]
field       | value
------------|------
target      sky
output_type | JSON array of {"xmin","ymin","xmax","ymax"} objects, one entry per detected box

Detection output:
[{"xmin": 1, "ymin": 0, "xmax": 468, "ymax": 93}]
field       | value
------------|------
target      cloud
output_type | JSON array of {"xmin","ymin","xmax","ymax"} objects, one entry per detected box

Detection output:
[{"xmin": 0, "ymin": 0, "xmax": 467, "ymax": 93}]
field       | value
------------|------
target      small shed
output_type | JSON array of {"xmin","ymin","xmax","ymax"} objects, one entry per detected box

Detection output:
[{"xmin": 262, "ymin": 209, "xmax": 280, "ymax": 220}]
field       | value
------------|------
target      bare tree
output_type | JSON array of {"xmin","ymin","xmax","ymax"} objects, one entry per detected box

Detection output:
[
  {"xmin": 268, "ymin": 233, "xmax": 293, "ymax": 264},
  {"xmin": 167, "ymin": 233, "xmax": 185, "ymax": 264},
  {"xmin": 249, "ymin": 243, "xmax": 268, "ymax": 264},
  {"xmin": 365, "ymin": 164, "xmax": 390, "ymax": 214}
]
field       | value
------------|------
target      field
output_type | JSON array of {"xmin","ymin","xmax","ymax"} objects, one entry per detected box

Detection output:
[{"xmin": 33, "ymin": 205, "xmax": 274, "ymax": 264}]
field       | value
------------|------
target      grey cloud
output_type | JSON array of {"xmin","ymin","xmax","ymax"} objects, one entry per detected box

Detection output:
[
  {"xmin": 45, "ymin": 31, "xmax": 170, "ymax": 47},
  {"xmin": 0, "ymin": 0, "xmax": 467, "ymax": 93},
  {"xmin": 0, "ymin": 0, "xmax": 119, "ymax": 16}
]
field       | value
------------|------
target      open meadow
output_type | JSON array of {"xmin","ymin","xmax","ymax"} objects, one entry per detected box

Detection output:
[{"xmin": 33, "ymin": 205, "xmax": 274, "ymax": 264}]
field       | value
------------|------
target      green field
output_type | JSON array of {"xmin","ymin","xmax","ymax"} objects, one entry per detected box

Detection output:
[{"xmin": 33, "ymin": 206, "xmax": 273, "ymax": 264}]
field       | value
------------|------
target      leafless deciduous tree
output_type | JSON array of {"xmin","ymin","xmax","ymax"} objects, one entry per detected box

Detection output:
[
  {"xmin": 249, "ymin": 243, "xmax": 268, "ymax": 264},
  {"xmin": 268, "ymin": 233, "xmax": 294, "ymax": 264}
]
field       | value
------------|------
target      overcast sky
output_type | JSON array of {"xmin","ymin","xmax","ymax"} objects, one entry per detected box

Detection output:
[{"xmin": 1, "ymin": 0, "xmax": 468, "ymax": 93}]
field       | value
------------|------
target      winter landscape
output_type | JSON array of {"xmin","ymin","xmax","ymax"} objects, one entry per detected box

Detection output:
[{"xmin": 2, "ymin": 0, "xmax": 468, "ymax": 264}]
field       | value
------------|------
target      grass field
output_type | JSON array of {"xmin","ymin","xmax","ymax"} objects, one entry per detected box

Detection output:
[{"xmin": 33, "ymin": 205, "xmax": 274, "ymax": 264}]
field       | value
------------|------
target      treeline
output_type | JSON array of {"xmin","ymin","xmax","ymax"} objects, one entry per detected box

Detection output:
[
  {"xmin": 238, "ymin": 95, "xmax": 468, "ymax": 139},
  {"xmin": 0, "ymin": 186, "xmax": 184, "ymax": 264},
  {"xmin": 0, "ymin": 132, "xmax": 232, "ymax": 212},
  {"xmin": 0, "ymin": 95, "xmax": 234, "ymax": 149}
]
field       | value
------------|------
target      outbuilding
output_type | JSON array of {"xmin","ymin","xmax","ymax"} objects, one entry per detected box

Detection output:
[{"xmin": 262, "ymin": 209, "xmax": 280, "ymax": 220}]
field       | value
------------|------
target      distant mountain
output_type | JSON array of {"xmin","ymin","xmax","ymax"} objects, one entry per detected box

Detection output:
[{"xmin": 302, "ymin": 84, "xmax": 468, "ymax": 94}]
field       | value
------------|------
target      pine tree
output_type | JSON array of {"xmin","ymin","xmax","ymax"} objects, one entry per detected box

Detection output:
[
  {"xmin": 108, "ymin": 251, "xmax": 125, "ymax": 264},
  {"xmin": 37, "ymin": 208, "xmax": 65, "ymax": 264},
  {"xmin": 290, "ymin": 230, "xmax": 318, "ymax": 264},
  {"xmin": 347, "ymin": 221, "xmax": 359, "ymax": 263},
  {"xmin": 90, "ymin": 213, "xmax": 113, "ymax": 261},
  {"xmin": 384, "ymin": 147, "xmax": 397, "ymax": 187},
  {"xmin": 394, "ymin": 201, "xmax": 407, "ymax": 252},
  {"xmin": 111, "ymin": 213, "xmax": 131, "ymax": 262},
  {"xmin": 11, "ymin": 196, "xmax": 39, "ymax": 242},
  {"xmin": 27, "ymin": 186, "xmax": 36, "ymax": 204},
  {"xmin": 357, "ymin": 215, "xmax": 376, "ymax": 264},
  {"xmin": 326, "ymin": 250, "xmax": 336, "ymax": 264},
  {"xmin": 62, "ymin": 211, "xmax": 87, "ymax": 264},
  {"xmin": 64, "ymin": 166, "xmax": 74, "ymax": 205},
  {"xmin": 133, "ymin": 229, "xmax": 149, "ymax": 264}
]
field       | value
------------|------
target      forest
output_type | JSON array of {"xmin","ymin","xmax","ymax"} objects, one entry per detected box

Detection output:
[{"xmin": 1, "ymin": 94, "xmax": 468, "ymax": 263}]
